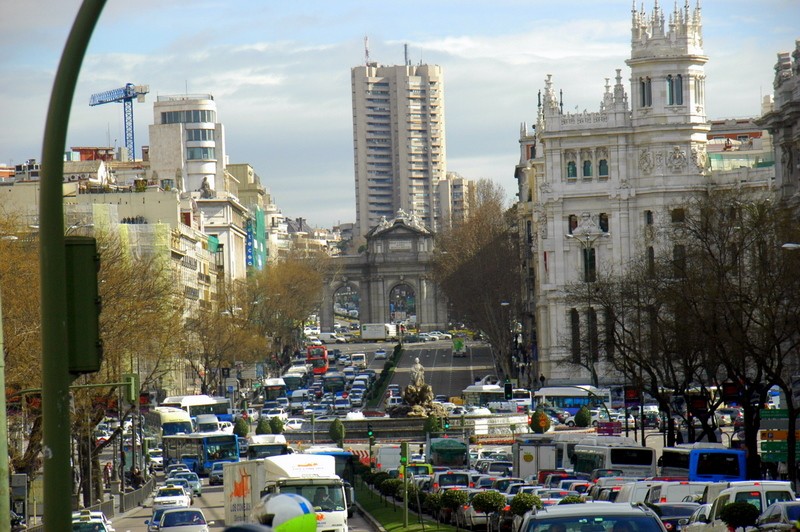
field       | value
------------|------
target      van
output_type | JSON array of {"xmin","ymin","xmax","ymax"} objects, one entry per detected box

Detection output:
[
  {"xmin": 431, "ymin": 471, "xmax": 471, "ymax": 493},
  {"xmin": 319, "ymin": 332, "xmax": 346, "ymax": 344},
  {"xmin": 289, "ymin": 390, "xmax": 310, "ymax": 414},
  {"xmin": 703, "ymin": 481, "xmax": 795, "ymax": 532},
  {"xmin": 351, "ymin": 353, "xmax": 367, "ymax": 369},
  {"xmin": 615, "ymin": 480, "xmax": 654, "ymax": 503},
  {"xmin": 647, "ymin": 481, "xmax": 710, "ymax": 503}
]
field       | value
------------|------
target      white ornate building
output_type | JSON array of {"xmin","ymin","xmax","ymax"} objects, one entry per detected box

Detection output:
[{"xmin": 516, "ymin": 2, "xmax": 774, "ymax": 385}]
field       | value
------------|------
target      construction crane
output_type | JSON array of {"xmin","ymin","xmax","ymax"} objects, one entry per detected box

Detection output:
[{"xmin": 89, "ymin": 83, "xmax": 149, "ymax": 160}]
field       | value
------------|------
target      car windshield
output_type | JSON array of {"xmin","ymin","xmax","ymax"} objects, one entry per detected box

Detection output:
[
  {"xmin": 161, "ymin": 510, "xmax": 206, "ymax": 526},
  {"xmin": 158, "ymin": 488, "xmax": 184, "ymax": 497},
  {"xmin": 72, "ymin": 523, "xmax": 107, "ymax": 531},
  {"xmin": 279, "ymin": 486, "xmax": 346, "ymax": 512},
  {"xmin": 526, "ymin": 516, "xmax": 664, "ymax": 532}
]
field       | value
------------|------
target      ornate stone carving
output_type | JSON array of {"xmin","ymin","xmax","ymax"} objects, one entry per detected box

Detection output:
[
  {"xmin": 655, "ymin": 150, "xmax": 665, "ymax": 171},
  {"xmin": 596, "ymin": 147, "xmax": 608, "ymax": 159},
  {"xmin": 691, "ymin": 145, "xmax": 708, "ymax": 170},
  {"xmin": 639, "ymin": 149, "xmax": 654, "ymax": 174},
  {"xmin": 666, "ymin": 145, "xmax": 688, "ymax": 172}
]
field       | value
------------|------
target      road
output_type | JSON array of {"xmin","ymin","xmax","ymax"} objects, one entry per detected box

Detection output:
[{"xmin": 336, "ymin": 339, "xmax": 495, "ymax": 401}]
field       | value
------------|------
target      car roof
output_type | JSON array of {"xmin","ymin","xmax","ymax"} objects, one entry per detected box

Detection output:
[{"xmin": 533, "ymin": 502, "xmax": 660, "ymax": 517}]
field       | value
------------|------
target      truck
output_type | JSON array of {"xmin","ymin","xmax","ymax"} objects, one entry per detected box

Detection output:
[
  {"xmin": 246, "ymin": 434, "xmax": 291, "ymax": 460},
  {"xmin": 319, "ymin": 332, "xmax": 346, "ymax": 344},
  {"xmin": 511, "ymin": 434, "xmax": 558, "ymax": 480},
  {"xmin": 427, "ymin": 437, "xmax": 469, "ymax": 468},
  {"xmin": 375, "ymin": 445, "xmax": 401, "ymax": 472},
  {"xmin": 359, "ymin": 323, "xmax": 397, "ymax": 341},
  {"xmin": 224, "ymin": 454, "xmax": 349, "ymax": 531}
]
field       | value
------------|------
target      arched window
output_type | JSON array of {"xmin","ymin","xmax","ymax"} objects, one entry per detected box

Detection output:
[
  {"xmin": 667, "ymin": 75, "xmax": 674, "ymax": 105},
  {"xmin": 598, "ymin": 159, "xmax": 609, "ymax": 177},
  {"xmin": 675, "ymin": 74, "xmax": 683, "ymax": 105},
  {"xmin": 567, "ymin": 161, "xmax": 577, "ymax": 178},
  {"xmin": 582, "ymin": 160, "xmax": 592, "ymax": 177},
  {"xmin": 570, "ymin": 309, "xmax": 581, "ymax": 363},
  {"xmin": 568, "ymin": 214, "xmax": 578, "ymax": 234},
  {"xmin": 599, "ymin": 213, "xmax": 609, "ymax": 233},
  {"xmin": 640, "ymin": 77, "xmax": 652, "ymax": 107}
]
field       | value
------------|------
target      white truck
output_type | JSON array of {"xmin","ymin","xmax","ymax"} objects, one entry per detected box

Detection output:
[
  {"xmin": 511, "ymin": 434, "xmax": 558, "ymax": 480},
  {"xmin": 360, "ymin": 323, "xmax": 397, "ymax": 341},
  {"xmin": 224, "ymin": 454, "xmax": 349, "ymax": 531},
  {"xmin": 375, "ymin": 445, "xmax": 402, "ymax": 472}
]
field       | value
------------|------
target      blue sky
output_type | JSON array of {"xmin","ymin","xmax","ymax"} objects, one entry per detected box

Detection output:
[{"xmin": 2, "ymin": 1, "xmax": 797, "ymax": 229}]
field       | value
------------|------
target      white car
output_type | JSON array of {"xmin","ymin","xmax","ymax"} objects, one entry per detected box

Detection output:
[
  {"xmin": 284, "ymin": 418, "xmax": 305, "ymax": 430},
  {"xmin": 374, "ymin": 348, "xmax": 387, "ymax": 360},
  {"xmin": 261, "ymin": 407, "xmax": 289, "ymax": 421},
  {"xmin": 157, "ymin": 507, "xmax": 211, "ymax": 531},
  {"xmin": 430, "ymin": 330, "xmax": 452, "ymax": 339},
  {"xmin": 72, "ymin": 510, "xmax": 115, "ymax": 532},
  {"xmin": 152, "ymin": 485, "xmax": 192, "ymax": 509}
]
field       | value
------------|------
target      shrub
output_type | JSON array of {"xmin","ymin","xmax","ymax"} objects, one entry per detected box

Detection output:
[
  {"xmin": 558, "ymin": 495, "xmax": 584, "ymax": 505},
  {"xmin": 510, "ymin": 493, "xmax": 542, "ymax": 516},
  {"xmin": 720, "ymin": 502, "xmax": 760, "ymax": 531},
  {"xmin": 269, "ymin": 416, "xmax": 284, "ymax": 434},
  {"xmin": 471, "ymin": 490, "xmax": 507, "ymax": 515},
  {"xmin": 424, "ymin": 492, "xmax": 442, "ymax": 516},
  {"xmin": 441, "ymin": 488, "xmax": 470, "ymax": 511},
  {"xmin": 530, "ymin": 408, "xmax": 551, "ymax": 434},
  {"xmin": 407, "ymin": 484, "xmax": 425, "ymax": 510},
  {"xmin": 233, "ymin": 417, "xmax": 249, "ymax": 438},
  {"xmin": 255, "ymin": 417, "xmax": 271, "ymax": 435},
  {"xmin": 361, "ymin": 471, "xmax": 374, "ymax": 485},
  {"xmin": 371, "ymin": 471, "xmax": 389, "ymax": 488},
  {"xmin": 423, "ymin": 415, "xmax": 442, "ymax": 435},
  {"xmin": 329, "ymin": 418, "xmax": 345, "ymax": 447},
  {"xmin": 574, "ymin": 406, "xmax": 592, "ymax": 428},
  {"xmin": 379, "ymin": 478, "xmax": 403, "ymax": 498}
]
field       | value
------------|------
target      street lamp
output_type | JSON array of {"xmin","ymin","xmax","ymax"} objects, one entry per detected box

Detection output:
[{"xmin": 565, "ymin": 222, "xmax": 611, "ymax": 387}]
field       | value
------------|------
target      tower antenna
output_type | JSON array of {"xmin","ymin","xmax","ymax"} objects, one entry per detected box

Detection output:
[
  {"xmin": 364, "ymin": 35, "xmax": 370, "ymax": 65},
  {"xmin": 404, "ymin": 43, "xmax": 409, "ymax": 65}
]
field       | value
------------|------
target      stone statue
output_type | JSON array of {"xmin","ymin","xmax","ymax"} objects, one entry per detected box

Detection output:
[{"xmin": 410, "ymin": 357, "xmax": 425, "ymax": 387}]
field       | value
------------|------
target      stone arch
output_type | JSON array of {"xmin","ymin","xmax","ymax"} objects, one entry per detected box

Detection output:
[{"xmin": 388, "ymin": 281, "xmax": 416, "ymax": 326}]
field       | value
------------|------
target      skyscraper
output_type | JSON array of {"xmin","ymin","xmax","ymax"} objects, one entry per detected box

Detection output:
[{"xmin": 351, "ymin": 61, "xmax": 447, "ymax": 238}]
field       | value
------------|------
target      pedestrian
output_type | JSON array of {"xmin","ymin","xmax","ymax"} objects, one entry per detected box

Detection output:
[
  {"xmin": 103, "ymin": 462, "xmax": 112, "ymax": 487},
  {"xmin": 778, "ymin": 461, "xmax": 788, "ymax": 480}
]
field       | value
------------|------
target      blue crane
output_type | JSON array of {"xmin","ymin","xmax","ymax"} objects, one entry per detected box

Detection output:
[{"xmin": 89, "ymin": 83, "xmax": 149, "ymax": 160}]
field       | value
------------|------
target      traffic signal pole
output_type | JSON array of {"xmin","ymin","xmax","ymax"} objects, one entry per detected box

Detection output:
[{"xmin": 40, "ymin": 1, "xmax": 107, "ymax": 529}]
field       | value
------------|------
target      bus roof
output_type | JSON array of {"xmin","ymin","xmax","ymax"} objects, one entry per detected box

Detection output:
[
  {"xmin": 263, "ymin": 378, "xmax": 286, "ymax": 387},
  {"xmin": 534, "ymin": 385, "xmax": 607, "ymax": 396},
  {"xmin": 161, "ymin": 394, "xmax": 226, "ymax": 408}
]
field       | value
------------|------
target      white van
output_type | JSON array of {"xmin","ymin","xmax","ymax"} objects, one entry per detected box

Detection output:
[
  {"xmin": 615, "ymin": 481, "xmax": 654, "ymax": 504},
  {"xmin": 646, "ymin": 481, "xmax": 710, "ymax": 503},
  {"xmin": 703, "ymin": 481, "xmax": 795, "ymax": 532},
  {"xmin": 319, "ymin": 332, "xmax": 346, "ymax": 344},
  {"xmin": 351, "ymin": 353, "xmax": 367, "ymax": 369}
]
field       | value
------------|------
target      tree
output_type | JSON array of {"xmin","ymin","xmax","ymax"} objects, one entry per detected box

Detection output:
[
  {"xmin": 529, "ymin": 409, "xmax": 551, "ymax": 434},
  {"xmin": 269, "ymin": 416, "xmax": 284, "ymax": 435},
  {"xmin": 441, "ymin": 488, "xmax": 470, "ymax": 518},
  {"xmin": 471, "ymin": 490, "xmax": 507, "ymax": 530},
  {"xmin": 256, "ymin": 417, "xmax": 271, "ymax": 435},
  {"xmin": 720, "ymin": 502, "xmax": 760, "ymax": 532},
  {"xmin": 433, "ymin": 180, "xmax": 522, "ymax": 380},
  {"xmin": 423, "ymin": 415, "xmax": 443, "ymax": 435},
  {"xmin": 574, "ymin": 406, "xmax": 591, "ymax": 428},
  {"xmin": 233, "ymin": 418, "xmax": 249, "ymax": 438},
  {"xmin": 510, "ymin": 493, "xmax": 542, "ymax": 516},
  {"xmin": 329, "ymin": 418, "xmax": 345, "ymax": 447}
]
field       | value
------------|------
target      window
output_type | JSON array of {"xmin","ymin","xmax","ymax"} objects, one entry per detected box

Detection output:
[
  {"xmin": 570, "ymin": 309, "xmax": 581, "ymax": 363},
  {"xmin": 186, "ymin": 147, "xmax": 216, "ymax": 160},
  {"xmin": 583, "ymin": 247, "xmax": 597, "ymax": 283},
  {"xmin": 567, "ymin": 161, "xmax": 577, "ymax": 179},
  {"xmin": 647, "ymin": 247, "xmax": 655, "ymax": 278},
  {"xmin": 582, "ymin": 160, "xmax": 592, "ymax": 178},
  {"xmin": 599, "ymin": 213, "xmax": 609, "ymax": 233},
  {"xmin": 568, "ymin": 215, "xmax": 578, "ymax": 235},
  {"xmin": 187, "ymin": 129, "xmax": 214, "ymax": 141},
  {"xmin": 644, "ymin": 210, "xmax": 654, "ymax": 225},
  {"xmin": 671, "ymin": 208, "xmax": 685, "ymax": 223},
  {"xmin": 673, "ymin": 245, "xmax": 686, "ymax": 278},
  {"xmin": 640, "ymin": 77, "xmax": 652, "ymax": 107},
  {"xmin": 667, "ymin": 75, "xmax": 684, "ymax": 105},
  {"xmin": 162, "ymin": 109, "xmax": 216, "ymax": 124},
  {"xmin": 598, "ymin": 159, "xmax": 609, "ymax": 177},
  {"xmin": 604, "ymin": 307, "xmax": 615, "ymax": 360},
  {"xmin": 587, "ymin": 307, "xmax": 599, "ymax": 362},
  {"xmin": 667, "ymin": 75, "xmax": 674, "ymax": 105}
]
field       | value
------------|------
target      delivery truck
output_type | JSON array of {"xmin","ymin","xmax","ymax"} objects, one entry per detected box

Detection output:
[
  {"xmin": 224, "ymin": 454, "xmax": 349, "ymax": 530},
  {"xmin": 359, "ymin": 323, "xmax": 397, "ymax": 341}
]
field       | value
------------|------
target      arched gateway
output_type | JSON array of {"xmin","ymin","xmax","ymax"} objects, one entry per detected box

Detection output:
[{"xmin": 321, "ymin": 212, "xmax": 447, "ymax": 332}]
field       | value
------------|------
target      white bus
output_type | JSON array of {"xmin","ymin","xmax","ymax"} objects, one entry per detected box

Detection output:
[
  {"xmin": 161, "ymin": 395, "xmax": 232, "ymax": 422},
  {"xmin": 573, "ymin": 436, "xmax": 657, "ymax": 479},
  {"xmin": 533, "ymin": 385, "xmax": 612, "ymax": 415},
  {"xmin": 462, "ymin": 384, "xmax": 530, "ymax": 407},
  {"xmin": 144, "ymin": 406, "xmax": 194, "ymax": 439}
]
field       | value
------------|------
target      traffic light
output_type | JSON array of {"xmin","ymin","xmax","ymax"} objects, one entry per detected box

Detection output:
[
  {"xmin": 504, "ymin": 380, "xmax": 513, "ymax": 400},
  {"xmin": 122, "ymin": 373, "xmax": 139, "ymax": 404},
  {"xmin": 443, "ymin": 417, "xmax": 450, "ymax": 430},
  {"xmin": 367, "ymin": 423, "xmax": 374, "ymax": 438},
  {"xmin": 66, "ymin": 236, "xmax": 103, "ymax": 375},
  {"xmin": 400, "ymin": 442, "xmax": 409, "ymax": 465}
]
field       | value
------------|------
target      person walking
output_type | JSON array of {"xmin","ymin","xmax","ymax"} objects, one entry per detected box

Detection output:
[{"xmin": 103, "ymin": 462, "xmax": 112, "ymax": 488}]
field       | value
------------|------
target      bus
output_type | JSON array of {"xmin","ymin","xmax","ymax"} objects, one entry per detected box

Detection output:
[
  {"xmin": 304, "ymin": 445, "xmax": 356, "ymax": 483},
  {"xmin": 262, "ymin": 378, "xmax": 288, "ymax": 402},
  {"xmin": 462, "ymin": 384, "xmax": 530, "ymax": 407},
  {"xmin": 162, "ymin": 431, "xmax": 239, "ymax": 476},
  {"xmin": 307, "ymin": 345, "xmax": 329, "ymax": 375},
  {"xmin": 534, "ymin": 385, "xmax": 612, "ymax": 415},
  {"xmin": 143, "ymin": 406, "xmax": 194, "ymax": 439},
  {"xmin": 282, "ymin": 367, "xmax": 309, "ymax": 392},
  {"xmin": 247, "ymin": 434, "xmax": 292, "ymax": 460},
  {"xmin": 573, "ymin": 436, "xmax": 657, "ymax": 479},
  {"xmin": 659, "ymin": 443, "xmax": 746, "ymax": 482},
  {"xmin": 160, "ymin": 395, "xmax": 233, "ymax": 422},
  {"xmin": 323, "ymin": 372, "xmax": 347, "ymax": 395}
]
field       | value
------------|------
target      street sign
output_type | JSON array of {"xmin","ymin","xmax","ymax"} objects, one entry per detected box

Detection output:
[
  {"xmin": 597, "ymin": 421, "xmax": 622, "ymax": 435},
  {"xmin": 760, "ymin": 441, "xmax": 800, "ymax": 451},
  {"xmin": 761, "ymin": 409, "xmax": 789, "ymax": 419},
  {"xmin": 760, "ymin": 430, "xmax": 800, "ymax": 440}
]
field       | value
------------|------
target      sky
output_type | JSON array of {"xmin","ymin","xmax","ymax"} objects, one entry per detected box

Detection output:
[{"xmin": 2, "ymin": 1, "xmax": 797, "ymax": 229}]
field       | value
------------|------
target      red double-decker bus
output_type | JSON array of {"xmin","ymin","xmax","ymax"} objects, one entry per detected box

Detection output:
[{"xmin": 307, "ymin": 345, "xmax": 329, "ymax": 375}]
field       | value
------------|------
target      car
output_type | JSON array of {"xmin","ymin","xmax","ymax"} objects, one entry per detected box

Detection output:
[
  {"xmin": 164, "ymin": 478, "xmax": 194, "ymax": 500},
  {"xmin": 755, "ymin": 501, "xmax": 800, "ymax": 532},
  {"xmin": 165, "ymin": 463, "xmax": 191, "ymax": 477},
  {"xmin": 374, "ymin": 348, "xmax": 387, "ymax": 360},
  {"xmin": 72, "ymin": 510, "xmax": 115, "ymax": 532},
  {"xmin": 147, "ymin": 448, "xmax": 164, "ymax": 471},
  {"xmin": 653, "ymin": 503, "xmax": 700, "ymax": 532},
  {"xmin": 174, "ymin": 471, "xmax": 203, "ymax": 497},
  {"xmin": 680, "ymin": 503, "xmax": 712, "ymax": 532},
  {"xmin": 73, "ymin": 517, "xmax": 112, "ymax": 531},
  {"xmin": 516, "ymin": 500, "xmax": 668, "ymax": 532},
  {"xmin": 430, "ymin": 330, "xmax": 453, "ymax": 339},
  {"xmin": 152, "ymin": 485, "xmax": 192, "ymax": 509},
  {"xmin": 284, "ymin": 417, "xmax": 305, "ymax": 430},
  {"xmin": 157, "ymin": 507, "xmax": 211, "ymax": 531},
  {"xmin": 146, "ymin": 506, "xmax": 173, "ymax": 532},
  {"xmin": 209, "ymin": 462, "xmax": 225, "ymax": 486},
  {"xmin": 334, "ymin": 398, "xmax": 351, "ymax": 413},
  {"xmin": 261, "ymin": 407, "xmax": 289, "ymax": 421}
]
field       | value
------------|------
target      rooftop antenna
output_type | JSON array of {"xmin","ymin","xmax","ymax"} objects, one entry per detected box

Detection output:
[
  {"xmin": 364, "ymin": 35, "xmax": 370, "ymax": 65},
  {"xmin": 404, "ymin": 43, "xmax": 409, "ymax": 65}
]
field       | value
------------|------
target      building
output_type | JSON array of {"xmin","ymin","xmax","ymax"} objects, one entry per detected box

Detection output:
[
  {"xmin": 351, "ymin": 61, "xmax": 447, "ymax": 238},
  {"xmin": 437, "ymin": 172, "xmax": 475, "ymax": 230},
  {"xmin": 516, "ymin": 2, "xmax": 774, "ymax": 386}
]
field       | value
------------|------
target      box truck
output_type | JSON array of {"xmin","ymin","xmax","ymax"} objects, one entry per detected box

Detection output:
[{"xmin": 360, "ymin": 323, "xmax": 397, "ymax": 341}]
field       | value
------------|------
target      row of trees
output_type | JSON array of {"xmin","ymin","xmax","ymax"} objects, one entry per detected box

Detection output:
[{"xmin": 1, "ymin": 216, "xmax": 328, "ymax": 505}]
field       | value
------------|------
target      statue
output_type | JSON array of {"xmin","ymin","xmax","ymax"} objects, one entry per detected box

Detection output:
[{"xmin": 410, "ymin": 357, "xmax": 425, "ymax": 387}]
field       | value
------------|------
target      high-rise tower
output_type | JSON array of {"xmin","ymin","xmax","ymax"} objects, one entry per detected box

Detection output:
[{"xmin": 351, "ymin": 62, "xmax": 447, "ymax": 238}]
